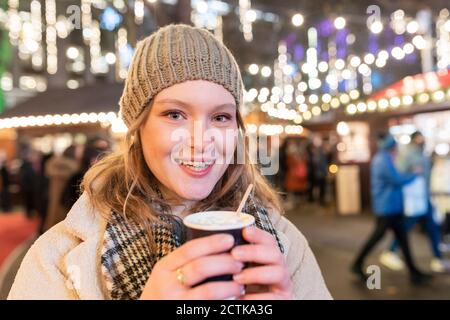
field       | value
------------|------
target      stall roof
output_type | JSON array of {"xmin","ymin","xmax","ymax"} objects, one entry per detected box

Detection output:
[
  {"xmin": 370, "ymin": 69, "xmax": 450, "ymax": 100},
  {"xmin": 0, "ymin": 83, "xmax": 124, "ymax": 119}
]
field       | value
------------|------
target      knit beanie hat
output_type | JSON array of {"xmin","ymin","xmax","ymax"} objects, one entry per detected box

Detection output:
[{"xmin": 119, "ymin": 24, "xmax": 244, "ymax": 128}]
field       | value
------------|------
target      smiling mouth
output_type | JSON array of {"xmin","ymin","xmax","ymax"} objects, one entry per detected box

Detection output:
[{"xmin": 175, "ymin": 159, "xmax": 215, "ymax": 172}]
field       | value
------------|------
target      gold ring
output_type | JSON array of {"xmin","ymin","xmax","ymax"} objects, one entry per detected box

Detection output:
[{"xmin": 176, "ymin": 268, "xmax": 185, "ymax": 286}]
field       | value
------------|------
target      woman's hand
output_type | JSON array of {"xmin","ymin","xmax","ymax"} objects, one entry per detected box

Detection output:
[
  {"xmin": 231, "ymin": 226, "xmax": 294, "ymax": 300},
  {"xmin": 140, "ymin": 234, "xmax": 244, "ymax": 300}
]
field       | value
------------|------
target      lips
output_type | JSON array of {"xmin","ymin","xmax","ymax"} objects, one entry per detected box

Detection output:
[{"xmin": 175, "ymin": 159, "xmax": 215, "ymax": 177}]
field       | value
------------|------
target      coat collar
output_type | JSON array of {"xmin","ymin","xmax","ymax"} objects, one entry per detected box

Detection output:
[
  {"xmin": 62, "ymin": 192, "xmax": 110, "ymax": 299},
  {"xmin": 63, "ymin": 192, "xmax": 104, "ymax": 241}
]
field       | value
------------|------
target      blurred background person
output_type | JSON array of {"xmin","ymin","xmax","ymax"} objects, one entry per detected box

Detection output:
[
  {"xmin": 306, "ymin": 142, "xmax": 316, "ymax": 203},
  {"xmin": 380, "ymin": 131, "xmax": 450, "ymax": 273},
  {"xmin": 430, "ymin": 151, "xmax": 450, "ymax": 256},
  {"xmin": 284, "ymin": 138, "xmax": 308, "ymax": 209},
  {"xmin": 18, "ymin": 148, "xmax": 40, "ymax": 219},
  {"xmin": 0, "ymin": 151, "xmax": 11, "ymax": 212},
  {"xmin": 41, "ymin": 145, "xmax": 80, "ymax": 233},
  {"xmin": 351, "ymin": 133, "xmax": 430, "ymax": 285},
  {"xmin": 61, "ymin": 136, "xmax": 111, "ymax": 212},
  {"xmin": 313, "ymin": 140, "xmax": 329, "ymax": 206},
  {"xmin": 277, "ymin": 138, "xmax": 289, "ymax": 198},
  {"xmin": 35, "ymin": 152, "xmax": 53, "ymax": 234}
]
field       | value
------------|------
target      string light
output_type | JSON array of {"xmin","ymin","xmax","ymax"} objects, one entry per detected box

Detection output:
[
  {"xmin": 248, "ymin": 63, "xmax": 259, "ymax": 75},
  {"xmin": 303, "ymin": 111, "xmax": 312, "ymax": 120},
  {"xmin": 432, "ymin": 90, "xmax": 445, "ymax": 102},
  {"xmin": 350, "ymin": 56, "xmax": 361, "ymax": 68},
  {"xmin": 339, "ymin": 93, "xmax": 350, "ymax": 104},
  {"xmin": 437, "ymin": 10, "xmax": 450, "ymax": 70},
  {"xmin": 346, "ymin": 104, "xmax": 357, "ymax": 114},
  {"xmin": 7, "ymin": 0, "xmax": 20, "ymax": 46},
  {"xmin": 296, "ymin": 95, "xmax": 306, "ymax": 104},
  {"xmin": 334, "ymin": 17, "xmax": 346, "ymax": 30},
  {"xmin": 1, "ymin": 4, "xmax": 444, "ymax": 126},
  {"xmin": 30, "ymin": 0, "xmax": 43, "ymax": 69},
  {"xmin": 292, "ymin": 13, "xmax": 304, "ymax": 27},
  {"xmin": 330, "ymin": 98, "xmax": 340, "ymax": 109},
  {"xmin": 369, "ymin": 20, "xmax": 383, "ymax": 34},
  {"xmin": 391, "ymin": 46, "xmax": 405, "ymax": 60},
  {"xmin": 418, "ymin": 92, "xmax": 430, "ymax": 104},
  {"xmin": 389, "ymin": 96, "xmax": 401, "ymax": 108},
  {"xmin": 364, "ymin": 53, "xmax": 375, "ymax": 65},
  {"xmin": 239, "ymin": 0, "xmax": 253, "ymax": 41},
  {"xmin": 261, "ymin": 66, "xmax": 272, "ymax": 77},
  {"xmin": 0, "ymin": 112, "xmax": 125, "ymax": 130},
  {"xmin": 45, "ymin": 0, "xmax": 57, "ymax": 74},
  {"xmin": 81, "ymin": 0, "xmax": 92, "ymax": 43},
  {"xmin": 337, "ymin": 121, "xmax": 350, "ymax": 135},
  {"xmin": 294, "ymin": 115, "xmax": 303, "ymax": 124},
  {"xmin": 322, "ymin": 93, "xmax": 332, "ymax": 103},
  {"xmin": 134, "ymin": 0, "xmax": 145, "ymax": 24},
  {"xmin": 412, "ymin": 35, "xmax": 427, "ymax": 50},
  {"xmin": 318, "ymin": 61, "xmax": 329, "ymax": 72},
  {"xmin": 90, "ymin": 20, "xmax": 103, "ymax": 74},
  {"xmin": 117, "ymin": 28, "xmax": 130, "ymax": 79},
  {"xmin": 356, "ymin": 102, "xmax": 366, "ymax": 112},
  {"xmin": 378, "ymin": 98, "xmax": 389, "ymax": 110},
  {"xmin": 402, "ymin": 95, "xmax": 414, "ymax": 105},
  {"xmin": 367, "ymin": 100, "xmax": 377, "ymax": 111},
  {"xmin": 311, "ymin": 106, "xmax": 321, "ymax": 116},
  {"xmin": 342, "ymin": 88, "xmax": 450, "ymax": 117},
  {"xmin": 406, "ymin": 20, "xmax": 419, "ymax": 34},
  {"xmin": 403, "ymin": 43, "xmax": 415, "ymax": 55}
]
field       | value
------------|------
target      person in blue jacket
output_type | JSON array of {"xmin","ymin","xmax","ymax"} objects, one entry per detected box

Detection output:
[
  {"xmin": 351, "ymin": 133, "xmax": 431, "ymax": 285},
  {"xmin": 380, "ymin": 131, "xmax": 449, "ymax": 273}
]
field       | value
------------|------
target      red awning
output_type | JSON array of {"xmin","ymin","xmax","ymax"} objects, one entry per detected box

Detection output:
[{"xmin": 370, "ymin": 69, "xmax": 450, "ymax": 100}]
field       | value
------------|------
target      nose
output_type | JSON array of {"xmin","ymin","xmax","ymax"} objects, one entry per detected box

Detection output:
[{"xmin": 187, "ymin": 119, "xmax": 214, "ymax": 156}]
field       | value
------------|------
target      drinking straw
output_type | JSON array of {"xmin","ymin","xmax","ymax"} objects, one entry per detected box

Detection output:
[{"xmin": 235, "ymin": 184, "xmax": 254, "ymax": 216}]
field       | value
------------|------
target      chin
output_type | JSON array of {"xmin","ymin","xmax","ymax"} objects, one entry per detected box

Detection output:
[{"xmin": 177, "ymin": 187, "xmax": 214, "ymax": 201}]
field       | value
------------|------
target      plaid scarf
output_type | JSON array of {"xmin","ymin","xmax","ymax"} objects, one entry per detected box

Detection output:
[{"xmin": 100, "ymin": 196, "xmax": 284, "ymax": 300}]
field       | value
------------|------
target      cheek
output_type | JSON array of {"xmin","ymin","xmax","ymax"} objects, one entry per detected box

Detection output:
[{"xmin": 140, "ymin": 123, "xmax": 175, "ymax": 170}]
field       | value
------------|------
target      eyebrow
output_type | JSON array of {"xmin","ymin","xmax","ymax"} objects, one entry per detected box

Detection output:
[{"xmin": 155, "ymin": 98, "xmax": 236, "ymax": 110}]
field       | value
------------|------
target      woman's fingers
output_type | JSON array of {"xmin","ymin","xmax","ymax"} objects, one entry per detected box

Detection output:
[
  {"xmin": 231, "ymin": 244, "xmax": 284, "ymax": 265},
  {"xmin": 158, "ymin": 234, "xmax": 235, "ymax": 270},
  {"xmin": 239, "ymin": 293, "xmax": 285, "ymax": 300},
  {"xmin": 232, "ymin": 265, "xmax": 290, "ymax": 288},
  {"xmin": 186, "ymin": 281, "xmax": 244, "ymax": 300},
  {"xmin": 181, "ymin": 254, "xmax": 244, "ymax": 287},
  {"xmin": 242, "ymin": 226, "xmax": 278, "ymax": 246}
]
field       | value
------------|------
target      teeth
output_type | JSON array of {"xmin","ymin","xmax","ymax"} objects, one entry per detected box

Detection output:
[{"xmin": 176, "ymin": 159, "xmax": 214, "ymax": 170}]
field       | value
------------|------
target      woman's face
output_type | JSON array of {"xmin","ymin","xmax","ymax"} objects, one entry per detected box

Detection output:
[{"xmin": 140, "ymin": 80, "xmax": 238, "ymax": 202}]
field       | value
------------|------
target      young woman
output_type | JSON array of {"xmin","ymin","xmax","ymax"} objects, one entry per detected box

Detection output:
[{"xmin": 8, "ymin": 24, "xmax": 331, "ymax": 300}]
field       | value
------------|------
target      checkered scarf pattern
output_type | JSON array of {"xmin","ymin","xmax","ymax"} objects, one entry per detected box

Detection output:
[{"xmin": 100, "ymin": 196, "xmax": 284, "ymax": 300}]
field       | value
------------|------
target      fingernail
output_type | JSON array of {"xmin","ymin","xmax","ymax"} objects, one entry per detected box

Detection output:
[{"xmin": 235, "ymin": 262, "xmax": 244, "ymax": 270}]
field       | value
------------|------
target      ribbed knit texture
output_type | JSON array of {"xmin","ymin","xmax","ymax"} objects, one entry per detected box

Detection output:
[{"xmin": 119, "ymin": 24, "xmax": 244, "ymax": 128}]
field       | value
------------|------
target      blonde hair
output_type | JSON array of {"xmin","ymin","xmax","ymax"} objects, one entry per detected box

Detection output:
[{"xmin": 82, "ymin": 104, "xmax": 283, "ymax": 248}]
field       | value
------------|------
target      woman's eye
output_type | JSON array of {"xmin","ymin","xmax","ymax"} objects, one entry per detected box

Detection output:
[
  {"xmin": 214, "ymin": 114, "xmax": 232, "ymax": 122},
  {"xmin": 166, "ymin": 111, "xmax": 185, "ymax": 121}
]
